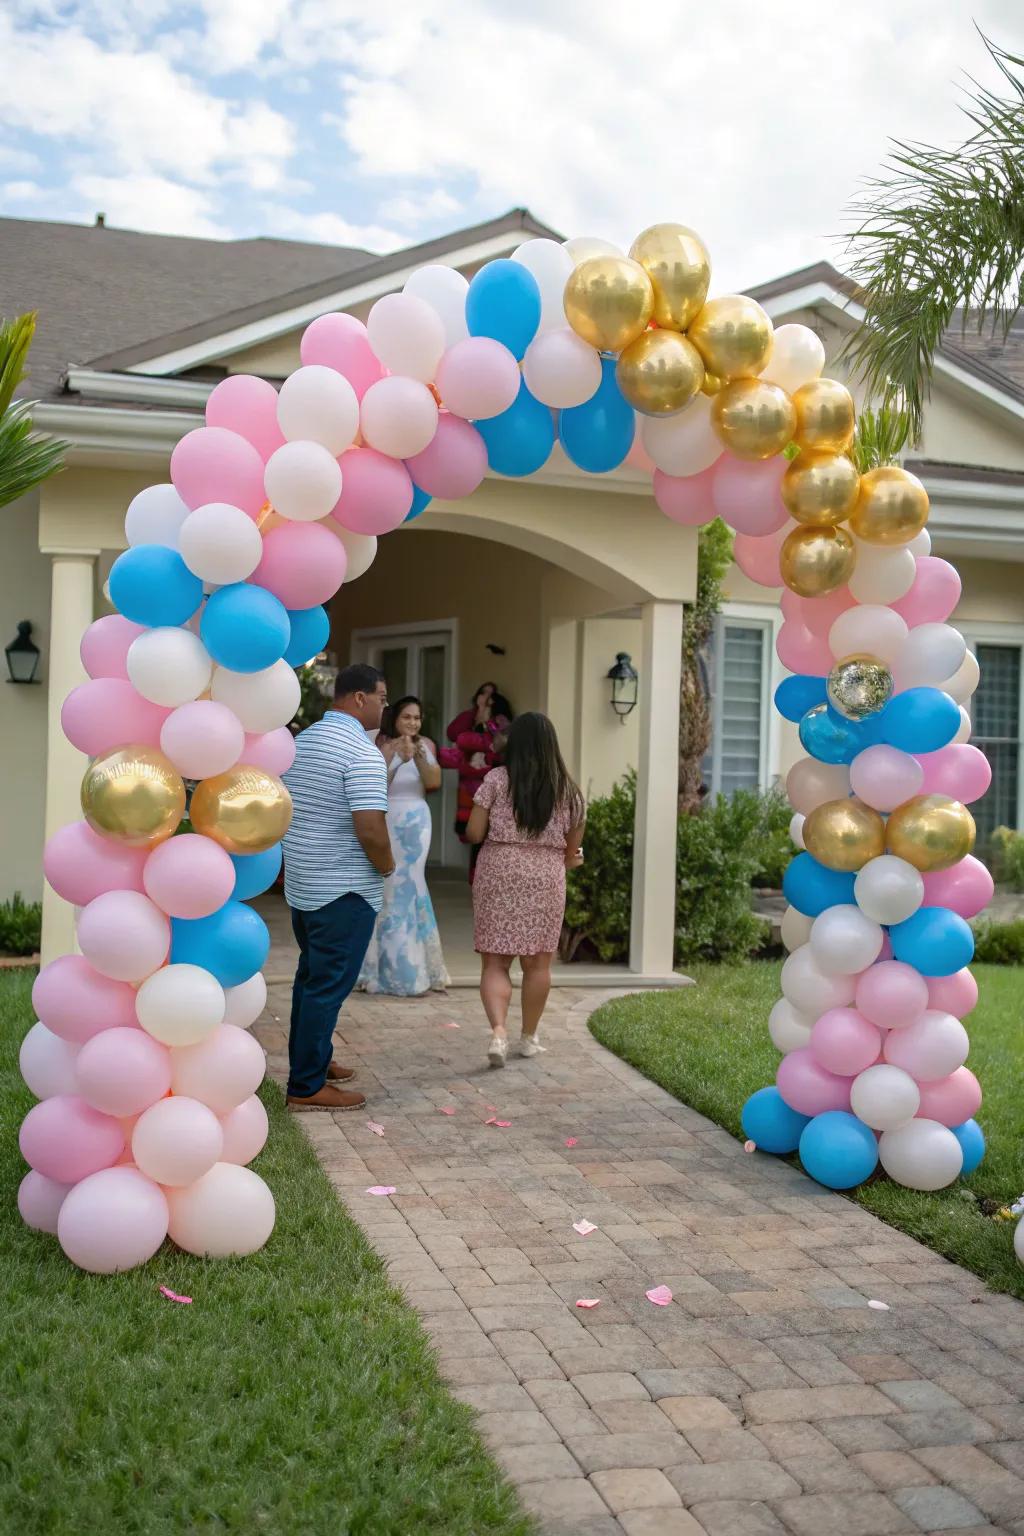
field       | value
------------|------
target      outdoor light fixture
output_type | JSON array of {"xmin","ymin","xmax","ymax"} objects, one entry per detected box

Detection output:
[
  {"xmin": 607, "ymin": 652, "xmax": 638, "ymax": 721},
  {"xmin": 5, "ymin": 620, "xmax": 41, "ymax": 685}
]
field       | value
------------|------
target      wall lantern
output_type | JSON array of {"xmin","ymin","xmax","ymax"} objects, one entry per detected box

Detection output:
[
  {"xmin": 607, "ymin": 651, "xmax": 638, "ymax": 721},
  {"xmin": 5, "ymin": 620, "xmax": 41, "ymax": 685}
]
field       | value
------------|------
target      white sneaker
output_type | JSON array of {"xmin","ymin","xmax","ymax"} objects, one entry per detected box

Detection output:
[
  {"xmin": 519, "ymin": 1035, "xmax": 545, "ymax": 1058},
  {"xmin": 487, "ymin": 1035, "xmax": 508, "ymax": 1068}
]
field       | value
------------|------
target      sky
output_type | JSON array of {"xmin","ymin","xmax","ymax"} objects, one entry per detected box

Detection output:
[{"xmin": 1, "ymin": 0, "xmax": 1022, "ymax": 289}]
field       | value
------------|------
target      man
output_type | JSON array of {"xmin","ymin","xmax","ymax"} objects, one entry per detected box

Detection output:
[{"xmin": 282, "ymin": 664, "xmax": 394, "ymax": 1110}]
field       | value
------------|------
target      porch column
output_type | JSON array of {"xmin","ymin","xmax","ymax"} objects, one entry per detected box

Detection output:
[
  {"xmin": 41, "ymin": 551, "xmax": 96, "ymax": 964},
  {"xmin": 629, "ymin": 599, "xmax": 683, "ymax": 976}
]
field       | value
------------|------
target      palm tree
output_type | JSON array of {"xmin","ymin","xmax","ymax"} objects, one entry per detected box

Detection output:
[{"xmin": 0, "ymin": 312, "xmax": 66, "ymax": 508}]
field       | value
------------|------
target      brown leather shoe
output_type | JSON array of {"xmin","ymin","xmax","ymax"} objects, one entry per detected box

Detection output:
[
  {"xmin": 287, "ymin": 1084, "xmax": 366, "ymax": 1112},
  {"xmin": 327, "ymin": 1061, "xmax": 356, "ymax": 1082}
]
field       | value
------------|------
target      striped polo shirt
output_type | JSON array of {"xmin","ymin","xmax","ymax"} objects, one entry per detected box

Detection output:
[{"xmin": 282, "ymin": 711, "xmax": 389, "ymax": 913}]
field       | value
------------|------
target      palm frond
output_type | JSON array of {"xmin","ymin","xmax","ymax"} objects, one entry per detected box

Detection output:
[
  {"xmin": 0, "ymin": 312, "xmax": 37, "ymax": 418},
  {"xmin": 0, "ymin": 399, "xmax": 67, "ymax": 509},
  {"xmin": 850, "ymin": 402, "xmax": 912, "ymax": 472}
]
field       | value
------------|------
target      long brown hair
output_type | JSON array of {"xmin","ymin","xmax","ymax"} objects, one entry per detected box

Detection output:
[{"xmin": 503, "ymin": 713, "xmax": 582, "ymax": 836}]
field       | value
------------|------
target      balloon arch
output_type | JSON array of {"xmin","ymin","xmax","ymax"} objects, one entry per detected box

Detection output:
[{"xmin": 21, "ymin": 223, "xmax": 1008, "ymax": 1274}]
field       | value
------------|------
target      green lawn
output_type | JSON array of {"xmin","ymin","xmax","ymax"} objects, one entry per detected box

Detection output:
[
  {"xmin": 0, "ymin": 970, "xmax": 530, "ymax": 1536},
  {"xmin": 590, "ymin": 962, "xmax": 1024, "ymax": 1302}
]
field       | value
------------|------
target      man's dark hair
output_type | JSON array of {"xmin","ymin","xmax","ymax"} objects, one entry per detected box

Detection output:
[{"xmin": 334, "ymin": 663, "xmax": 385, "ymax": 701}]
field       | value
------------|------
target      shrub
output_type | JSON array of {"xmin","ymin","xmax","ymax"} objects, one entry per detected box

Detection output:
[
  {"xmin": 972, "ymin": 917, "xmax": 1024, "ymax": 965},
  {"xmin": 0, "ymin": 892, "xmax": 42, "ymax": 956},
  {"xmin": 562, "ymin": 773, "xmax": 635, "ymax": 962},
  {"xmin": 750, "ymin": 785, "xmax": 792, "ymax": 888},
  {"xmin": 990, "ymin": 826, "xmax": 1024, "ymax": 889}
]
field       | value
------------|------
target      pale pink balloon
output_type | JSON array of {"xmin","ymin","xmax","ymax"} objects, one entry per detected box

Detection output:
[
  {"xmin": 18, "ymin": 1170, "xmax": 72, "ymax": 1235},
  {"xmin": 916, "ymin": 744, "xmax": 992, "ymax": 804},
  {"xmin": 61, "ymin": 678, "xmax": 171, "ymax": 756},
  {"xmin": 926, "ymin": 968, "xmax": 978, "ymax": 1019},
  {"xmin": 891, "ymin": 556, "xmax": 962, "ymax": 626},
  {"xmin": 242, "ymin": 728, "xmax": 296, "ymax": 776},
  {"xmin": 253, "ymin": 521, "xmax": 347, "ymax": 608},
  {"xmin": 915, "ymin": 1067, "xmax": 982, "ymax": 1127},
  {"xmin": 331, "ymin": 446, "xmax": 414, "ymax": 535},
  {"xmin": 436, "ymin": 336, "xmax": 521, "ymax": 420},
  {"xmin": 653, "ymin": 463, "xmax": 717, "ymax": 525},
  {"xmin": 782, "ymin": 586, "xmax": 856, "ymax": 639},
  {"xmin": 44, "ymin": 820, "xmax": 148, "ymax": 906},
  {"xmin": 160, "ymin": 699, "xmax": 245, "ymax": 780},
  {"xmin": 855, "ymin": 960, "xmax": 929, "ymax": 1031},
  {"xmin": 626, "ymin": 433, "xmax": 656, "ymax": 473},
  {"xmin": 132, "ymin": 1095, "xmax": 224, "ymax": 1186},
  {"xmin": 170, "ymin": 1024, "xmax": 267, "ymax": 1113},
  {"xmin": 884, "ymin": 1010, "xmax": 969, "ymax": 1081},
  {"xmin": 57, "ymin": 1166, "xmax": 168, "ymax": 1274},
  {"xmin": 732, "ymin": 522, "xmax": 791, "ymax": 588},
  {"xmin": 300, "ymin": 313, "xmax": 384, "ymax": 400},
  {"xmin": 170, "ymin": 426, "xmax": 266, "ymax": 517},
  {"xmin": 205, "ymin": 374, "xmax": 286, "ymax": 461},
  {"xmin": 75, "ymin": 1027, "xmax": 172, "ymax": 1117},
  {"xmin": 776, "ymin": 621, "xmax": 831, "ymax": 676},
  {"xmin": 33, "ymin": 956, "xmax": 138, "ymax": 1044},
  {"xmin": 219, "ymin": 1094, "xmax": 270, "ymax": 1165},
  {"xmin": 404, "ymin": 414, "xmax": 487, "ymax": 500},
  {"xmin": 19, "ymin": 1094, "xmax": 124, "ymax": 1183},
  {"xmin": 711, "ymin": 453, "xmax": 789, "ymax": 536},
  {"xmin": 878, "ymin": 933, "xmax": 894, "ymax": 962},
  {"xmin": 143, "ymin": 834, "xmax": 236, "ymax": 919},
  {"xmin": 77, "ymin": 891, "xmax": 169, "ymax": 984},
  {"xmin": 850, "ymin": 744, "xmax": 925, "ymax": 813},
  {"xmin": 776, "ymin": 1048, "xmax": 852, "ymax": 1115},
  {"xmin": 810, "ymin": 1008, "xmax": 882, "ymax": 1076},
  {"xmin": 20, "ymin": 1022, "xmax": 80, "ymax": 1100},
  {"xmin": 921, "ymin": 856, "xmax": 994, "ymax": 919},
  {"xmin": 80, "ymin": 614, "xmax": 145, "ymax": 679}
]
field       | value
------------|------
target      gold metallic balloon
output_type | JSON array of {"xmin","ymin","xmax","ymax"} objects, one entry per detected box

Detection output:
[
  {"xmin": 628, "ymin": 223, "xmax": 711, "ymax": 332},
  {"xmin": 886, "ymin": 794, "xmax": 976, "ymax": 872},
  {"xmin": 780, "ymin": 524, "xmax": 856, "ymax": 598},
  {"xmin": 827, "ymin": 653, "xmax": 893, "ymax": 720},
  {"xmin": 81, "ymin": 745, "xmax": 186, "ymax": 848},
  {"xmin": 849, "ymin": 465, "xmax": 929, "ymax": 546},
  {"xmin": 781, "ymin": 449, "xmax": 860, "ymax": 527},
  {"xmin": 616, "ymin": 328, "xmax": 704, "ymax": 416},
  {"xmin": 700, "ymin": 371, "xmax": 724, "ymax": 396},
  {"xmin": 563, "ymin": 256, "xmax": 654, "ymax": 352},
  {"xmin": 803, "ymin": 797, "xmax": 886, "ymax": 872},
  {"xmin": 792, "ymin": 378, "xmax": 856, "ymax": 452},
  {"xmin": 710, "ymin": 378, "xmax": 796, "ymax": 460},
  {"xmin": 687, "ymin": 295, "xmax": 774, "ymax": 381},
  {"xmin": 190, "ymin": 765, "xmax": 293, "ymax": 855}
]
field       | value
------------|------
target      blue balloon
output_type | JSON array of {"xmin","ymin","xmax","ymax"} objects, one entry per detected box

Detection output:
[
  {"xmin": 783, "ymin": 853, "xmax": 857, "ymax": 917},
  {"xmin": 109, "ymin": 545, "xmax": 203, "ymax": 628},
  {"xmin": 799, "ymin": 703, "xmax": 865, "ymax": 764},
  {"xmin": 951, "ymin": 1118, "xmax": 985, "ymax": 1175},
  {"xmin": 776, "ymin": 675, "xmax": 828, "ymax": 723},
  {"xmin": 230, "ymin": 843, "xmax": 283, "ymax": 901},
  {"xmin": 476, "ymin": 379, "xmax": 554, "ymax": 477},
  {"xmin": 201, "ymin": 583, "xmax": 290, "ymax": 673},
  {"xmin": 170, "ymin": 900, "xmax": 270, "ymax": 988},
  {"xmin": 558, "ymin": 358, "xmax": 635, "ymax": 473},
  {"xmin": 890, "ymin": 906, "xmax": 974, "ymax": 977},
  {"xmin": 799, "ymin": 1111, "xmax": 879, "ymax": 1190},
  {"xmin": 405, "ymin": 484, "xmax": 432, "ymax": 523},
  {"xmin": 466, "ymin": 258, "xmax": 541, "ymax": 360},
  {"xmin": 741, "ymin": 1086, "xmax": 810, "ymax": 1154},
  {"xmin": 881, "ymin": 687, "xmax": 960, "ymax": 753},
  {"xmin": 284, "ymin": 606, "xmax": 330, "ymax": 668}
]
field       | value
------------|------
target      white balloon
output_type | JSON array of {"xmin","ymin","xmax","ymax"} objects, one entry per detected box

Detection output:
[
  {"xmin": 878, "ymin": 1118, "xmax": 963, "ymax": 1190},
  {"xmin": 403, "ymin": 265, "xmax": 469, "ymax": 348},
  {"xmin": 522, "ymin": 328, "xmax": 602, "ymax": 408},
  {"xmin": 18, "ymin": 1170, "xmax": 72, "ymax": 1234},
  {"xmin": 211, "ymin": 660, "xmax": 301, "ymax": 733},
  {"xmin": 125, "ymin": 483, "xmax": 190, "ymax": 549},
  {"xmin": 942, "ymin": 649, "xmax": 980, "ymax": 705},
  {"xmin": 781, "ymin": 905, "xmax": 813, "ymax": 952},
  {"xmin": 170, "ymin": 1025, "xmax": 267, "ymax": 1113},
  {"xmin": 264, "ymin": 440, "xmax": 343, "ymax": 522},
  {"xmin": 895, "ymin": 623, "xmax": 967, "ymax": 690},
  {"xmin": 642, "ymin": 394, "xmax": 722, "ymax": 477},
  {"xmin": 166, "ymin": 1162, "xmax": 275, "ymax": 1257},
  {"xmin": 135, "ymin": 963, "xmax": 226, "ymax": 1047},
  {"xmin": 760, "ymin": 324, "xmax": 825, "ymax": 394},
  {"xmin": 277, "ymin": 365, "xmax": 359, "ymax": 455},
  {"xmin": 907, "ymin": 528, "xmax": 932, "ymax": 557},
  {"xmin": 360, "ymin": 376, "xmax": 438, "ymax": 459},
  {"xmin": 564, "ymin": 236, "xmax": 623, "ymax": 263},
  {"xmin": 810, "ymin": 904, "xmax": 883, "ymax": 976},
  {"xmin": 855, "ymin": 855, "xmax": 924, "ymax": 925},
  {"xmin": 127, "ymin": 626, "xmax": 212, "ymax": 708},
  {"xmin": 769, "ymin": 997, "xmax": 814, "ymax": 1054},
  {"xmin": 178, "ymin": 502, "xmax": 263, "ymax": 585},
  {"xmin": 222, "ymin": 972, "xmax": 268, "ymax": 1029},
  {"xmin": 20, "ymin": 1022, "xmax": 80, "ymax": 1099},
  {"xmin": 332, "ymin": 526, "xmax": 377, "ymax": 582},
  {"xmin": 513, "ymin": 238, "xmax": 575, "ymax": 331},
  {"xmin": 953, "ymin": 705, "xmax": 972, "ymax": 744},
  {"xmin": 789, "ymin": 813, "xmax": 805, "ymax": 849},
  {"xmin": 829, "ymin": 605, "xmax": 908, "ymax": 666},
  {"xmin": 1015, "ymin": 1215, "xmax": 1024, "ymax": 1268},
  {"xmin": 883, "ymin": 1010, "xmax": 969, "ymax": 1080},
  {"xmin": 850, "ymin": 1063, "xmax": 920, "ymax": 1130},
  {"xmin": 848, "ymin": 541, "xmax": 917, "ymax": 604},
  {"xmin": 786, "ymin": 758, "xmax": 851, "ymax": 816},
  {"xmin": 367, "ymin": 292, "xmax": 446, "ymax": 383},
  {"xmin": 781, "ymin": 946, "xmax": 857, "ymax": 1018}
]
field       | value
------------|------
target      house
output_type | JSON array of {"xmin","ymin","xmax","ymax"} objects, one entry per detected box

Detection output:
[{"xmin": 3, "ymin": 211, "xmax": 1022, "ymax": 972}]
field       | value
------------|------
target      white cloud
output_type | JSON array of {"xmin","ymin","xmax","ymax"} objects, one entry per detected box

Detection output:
[
  {"xmin": 71, "ymin": 173, "xmax": 223, "ymax": 238},
  {"xmin": 2, "ymin": 179, "xmax": 46, "ymax": 203},
  {"xmin": 379, "ymin": 188, "xmax": 461, "ymax": 228},
  {"xmin": 265, "ymin": 205, "xmax": 405, "ymax": 251}
]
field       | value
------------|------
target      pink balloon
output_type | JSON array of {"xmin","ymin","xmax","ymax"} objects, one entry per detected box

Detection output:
[
  {"xmin": 57, "ymin": 1166, "xmax": 168, "ymax": 1274},
  {"xmin": 160, "ymin": 699, "xmax": 245, "ymax": 780},
  {"xmin": 75, "ymin": 1027, "xmax": 172, "ymax": 1117},
  {"xmin": 921, "ymin": 856, "xmax": 994, "ymax": 919},
  {"xmin": 253, "ymin": 521, "xmax": 347, "ymax": 608},
  {"xmin": 855, "ymin": 960, "xmax": 929, "ymax": 1031},
  {"xmin": 732, "ymin": 522, "xmax": 791, "ymax": 588},
  {"xmin": 810, "ymin": 1008, "xmax": 882, "ymax": 1076},
  {"xmin": 711, "ymin": 453, "xmax": 789, "ymax": 536},
  {"xmin": 18, "ymin": 1170, "xmax": 72, "ymax": 1235},
  {"xmin": 915, "ymin": 1067, "xmax": 982, "ymax": 1127},
  {"xmin": 330, "ymin": 446, "xmax": 414, "ymax": 535},
  {"xmin": 626, "ymin": 433, "xmax": 656, "ymax": 473},
  {"xmin": 77, "ymin": 891, "xmax": 169, "ymax": 983},
  {"xmin": 19, "ymin": 1094, "xmax": 124, "ymax": 1183},
  {"xmin": 891, "ymin": 557, "xmax": 962, "ymax": 626},
  {"xmin": 61, "ymin": 678, "xmax": 171, "ymax": 756},
  {"xmin": 927, "ymin": 968, "xmax": 978, "ymax": 1019},
  {"xmin": 170, "ymin": 1024, "xmax": 266, "ymax": 1113},
  {"xmin": 300, "ymin": 313, "xmax": 384, "ymax": 400},
  {"xmin": 653, "ymin": 463, "xmax": 717, "ymax": 525},
  {"xmin": 776, "ymin": 621, "xmax": 831, "ymax": 676},
  {"xmin": 850, "ymin": 744, "xmax": 924, "ymax": 813},
  {"xmin": 883, "ymin": 1010, "xmax": 969, "ymax": 1081},
  {"xmin": 80, "ymin": 615, "xmax": 145, "ymax": 679},
  {"xmin": 44, "ymin": 820, "xmax": 148, "ymax": 906},
  {"xmin": 170, "ymin": 427, "xmax": 266, "ymax": 517},
  {"xmin": 436, "ymin": 336, "xmax": 521, "ymax": 420},
  {"xmin": 33, "ymin": 956, "xmax": 138, "ymax": 1044},
  {"xmin": 776, "ymin": 1048, "xmax": 852, "ymax": 1115},
  {"xmin": 219, "ymin": 1095, "xmax": 270, "ymax": 1165},
  {"xmin": 782, "ymin": 586, "xmax": 856, "ymax": 639},
  {"xmin": 405, "ymin": 413, "xmax": 487, "ymax": 500},
  {"xmin": 878, "ymin": 933, "xmax": 894, "ymax": 962},
  {"xmin": 916, "ymin": 744, "xmax": 992, "ymax": 804},
  {"xmin": 242, "ymin": 728, "xmax": 296, "ymax": 776},
  {"xmin": 143, "ymin": 834, "xmax": 236, "ymax": 919},
  {"xmin": 132, "ymin": 1096, "xmax": 224, "ymax": 1186},
  {"xmin": 206, "ymin": 375, "xmax": 286, "ymax": 462}
]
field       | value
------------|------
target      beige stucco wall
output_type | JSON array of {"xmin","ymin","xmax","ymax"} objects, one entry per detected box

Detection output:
[
  {"xmin": 952, "ymin": 558, "xmax": 1024, "ymax": 625},
  {"xmin": 1, "ymin": 492, "xmax": 50, "ymax": 901}
]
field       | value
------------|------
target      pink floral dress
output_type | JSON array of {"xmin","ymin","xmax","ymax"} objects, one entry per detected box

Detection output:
[{"xmin": 472, "ymin": 768, "xmax": 574, "ymax": 956}]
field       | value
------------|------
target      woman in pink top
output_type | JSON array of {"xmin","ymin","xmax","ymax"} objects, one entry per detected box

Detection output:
[{"xmin": 466, "ymin": 713, "xmax": 585, "ymax": 1068}]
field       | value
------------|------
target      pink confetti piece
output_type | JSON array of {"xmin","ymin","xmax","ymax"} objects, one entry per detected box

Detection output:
[
  {"xmin": 442, "ymin": 1021, "xmax": 460, "ymax": 1029},
  {"xmin": 485, "ymin": 1117, "xmax": 512, "ymax": 1127},
  {"xmin": 485, "ymin": 1104, "xmax": 497, "ymax": 1111},
  {"xmin": 366, "ymin": 1185, "xmax": 397, "ymax": 1197},
  {"xmin": 573, "ymin": 1219, "xmax": 597, "ymax": 1237},
  {"xmin": 438, "ymin": 1106, "xmax": 456, "ymax": 1116},
  {"xmin": 646, "ymin": 1285, "xmax": 673, "ymax": 1307},
  {"xmin": 575, "ymin": 1298, "xmax": 600, "ymax": 1309},
  {"xmin": 367, "ymin": 1121, "xmax": 385, "ymax": 1137},
  {"xmin": 743, "ymin": 1140, "xmax": 756, "ymax": 1153},
  {"xmin": 159, "ymin": 1286, "xmax": 192, "ymax": 1305},
  {"xmin": 565, "ymin": 1137, "xmax": 578, "ymax": 1147},
  {"xmin": 868, "ymin": 1299, "xmax": 890, "ymax": 1311}
]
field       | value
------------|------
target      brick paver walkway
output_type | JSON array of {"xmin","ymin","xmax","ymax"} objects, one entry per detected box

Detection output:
[{"xmin": 254, "ymin": 986, "xmax": 1024, "ymax": 1536}]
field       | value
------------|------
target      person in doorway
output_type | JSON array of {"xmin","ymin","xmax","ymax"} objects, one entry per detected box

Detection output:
[
  {"xmin": 466, "ymin": 712, "xmax": 585, "ymax": 1068},
  {"xmin": 359, "ymin": 695, "xmax": 450, "ymax": 995},
  {"xmin": 282, "ymin": 664, "xmax": 394, "ymax": 1110},
  {"xmin": 440, "ymin": 682, "xmax": 513, "ymax": 881}
]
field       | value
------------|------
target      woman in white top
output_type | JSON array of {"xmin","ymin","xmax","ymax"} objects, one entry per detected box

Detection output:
[{"xmin": 359, "ymin": 696, "xmax": 449, "ymax": 995}]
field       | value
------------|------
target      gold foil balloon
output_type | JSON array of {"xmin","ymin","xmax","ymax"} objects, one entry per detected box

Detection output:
[
  {"xmin": 190, "ymin": 766, "xmax": 293, "ymax": 854},
  {"xmin": 781, "ymin": 449, "xmax": 860, "ymax": 526},
  {"xmin": 850, "ymin": 466, "xmax": 929, "ymax": 546},
  {"xmin": 563, "ymin": 256, "xmax": 654, "ymax": 352},
  {"xmin": 616, "ymin": 329, "xmax": 704, "ymax": 416},
  {"xmin": 886, "ymin": 794, "xmax": 976, "ymax": 872},
  {"xmin": 701, "ymin": 371, "xmax": 724, "ymax": 396},
  {"xmin": 780, "ymin": 525, "xmax": 856, "ymax": 598},
  {"xmin": 803, "ymin": 798, "xmax": 886, "ymax": 872},
  {"xmin": 711, "ymin": 378, "xmax": 796, "ymax": 460},
  {"xmin": 792, "ymin": 378, "xmax": 856, "ymax": 452},
  {"xmin": 687, "ymin": 295, "xmax": 774, "ymax": 380},
  {"xmin": 628, "ymin": 223, "xmax": 711, "ymax": 332},
  {"xmin": 827, "ymin": 654, "xmax": 893, "ymax": 720},
  {"xmin": 81, "ymin": 746, "xmax": 186, "ymax": 848}
]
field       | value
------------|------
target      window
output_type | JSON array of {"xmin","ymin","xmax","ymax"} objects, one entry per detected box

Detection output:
[
  {"xmin": 967, "ymin": 641, "xmax": 1023, "ymax": 844},
  {"xmin": 702, "ymin": 617, "xmax": 772, "ymax": 796}
]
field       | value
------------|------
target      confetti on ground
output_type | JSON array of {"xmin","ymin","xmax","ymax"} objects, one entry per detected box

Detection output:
[
  {"xmin": 442, "ymin": 1021, "xmax": 460, "ymax": 1029},
  {"xmin": 573, "ymin": 1219, "xmax": 597, "ymax": 1237},
  {"xmin": 743, "ymin": 1140, "xmax": 756, "ymax": 1153},
  {"xmin": 646, "ymin": 1285, "xmax": 673, "ymax": 1306},
  {"xmin": 868, "ymin": 1299, "xmax": 890, "ymax": 1311},
  {"xmin": 159, "ymin": 1287, "xmax": 192, "ymax": 1305},
  {"xmin": 485, "ymin": 1117, "xmax": 512, "ymax": 1127},
  {"xmin": 366, "ymin": 1186, "xmax": 397, "ymax": 1196},
  {"xmin": 485, "ymin": 1104, "xmax": 497, "ymax": 1111},
  {"xmin": 565, "ymin": 1137, "xmax": 578, "ymax": 1147},
  {"xmin": 575, "ymin": 1298, "xmax": 600, "ymax": 1309},
  {"xmin": 367, "ymin": 1121, "xmax": 385, "ymax": 1136},
  {"xmin": 438, "ymin": 1107, "xmax": 456, "ymax": 1116}
]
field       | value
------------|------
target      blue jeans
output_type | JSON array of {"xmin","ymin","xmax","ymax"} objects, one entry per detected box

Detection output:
[{"xmin": 288, "ymin": 893, "xmax": 377, "ymax": 1098}]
